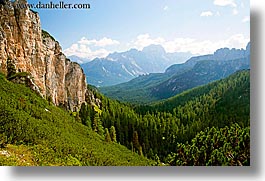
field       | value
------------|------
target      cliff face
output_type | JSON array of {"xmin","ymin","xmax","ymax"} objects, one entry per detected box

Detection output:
[{"xmin": 0, "ymin": 0, "xmax": 87, "ymax": 111}]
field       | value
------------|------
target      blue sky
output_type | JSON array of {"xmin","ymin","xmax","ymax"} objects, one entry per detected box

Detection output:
[{"xmin": 28, "ymin": 0, "xmax": 250, "ymax": 60}]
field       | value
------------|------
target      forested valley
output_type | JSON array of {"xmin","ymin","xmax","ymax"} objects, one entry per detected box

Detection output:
[
  {"xmin": 0, "ymin": 70, "xmax": 250, "ymax": 166},
  {"xmin": 79, "ymin": 70, "xmax": 250, "ymax": 165}
]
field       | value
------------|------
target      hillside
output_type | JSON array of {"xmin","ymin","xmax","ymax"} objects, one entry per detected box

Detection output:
[
  {"xmin": 137, "ymin": 70, "xmax": 250, "ymax": 125},
  {"xmin": 0, "ymin": 0, "xmax": 250, "ymax": 167},
  {"xmin": 0, "ymin": 73, "xmax": 154, "ymax": 166},
  {"xmin": 90, "ymin": 70, "xmax": 250, "ymax": 164},
  {"xmin": 101, "ymin": 43, "xmax": 250, "ymax": 104},
  {"xmin": 151, "ymin": 56, "xmax": 250, "ymax": 99},
  {"xmin": 166, "ymin": 124, "xmax": 250, "ymax": 166},
  {"xmin": 0, "ymin": 69, "xmax": 250, "ymax": 166}
]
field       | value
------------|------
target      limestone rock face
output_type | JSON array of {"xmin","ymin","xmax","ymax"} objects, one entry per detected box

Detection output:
[{"xmin": 0, "ymin": 0, "xmax": 87, "ymax": 111}]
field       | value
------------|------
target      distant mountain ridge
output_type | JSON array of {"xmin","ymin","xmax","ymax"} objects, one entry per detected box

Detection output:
[
  {"xmin": 67, "ymin": 55, "xmax": 91, "ymax": 64},
  {"xmin": 100, "ymin": 42, "xmax": 250, "ymax": 104},
  {"xmin": 80, "ymin": 45, "xmax": 193, "ymax": 87},
  {"xmin": 166, "ymin": 42, "xmax": 250, "ymax": 75}
]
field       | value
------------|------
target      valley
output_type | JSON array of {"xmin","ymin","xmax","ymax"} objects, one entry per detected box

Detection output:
[
  {"xmin": 101, "ymin": 43, "xmax": 250, "ymax": 104},
  {"xmin": 80, "ymin": 45, "xmax": 193, "ymax": 87},
  {"xmin": 0, "ymin": 0, "xmax": 250, "ymax": 166},
  {"xmin": 0, "ymin": 69, "xmax": 250, "ymax": 166}
]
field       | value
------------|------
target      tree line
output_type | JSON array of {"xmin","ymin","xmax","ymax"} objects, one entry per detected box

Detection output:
[{"xmin": 78, "ymin": 70, "xmax": 250, "ymax": 165}]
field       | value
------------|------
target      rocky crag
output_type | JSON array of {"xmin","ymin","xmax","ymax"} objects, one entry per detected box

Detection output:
[{"xmin": 0, "ymin": 0, "xmax": 90, "ymax": 111}]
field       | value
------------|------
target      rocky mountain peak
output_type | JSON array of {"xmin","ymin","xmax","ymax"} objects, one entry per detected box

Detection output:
[
  {"xmin": 142, "ymin": 44, "xmax": 166, "ymax": 55},
  {"xmin": 0, "ymin": 1, "xmax": 89, "ymax": 111},
  {"xmin": 213, "ymin": 45, "xmax": 248, "ymax": 61},
  {"xmin": 245, "ymin": 42, "xmax": 250, "ymax": 56}
]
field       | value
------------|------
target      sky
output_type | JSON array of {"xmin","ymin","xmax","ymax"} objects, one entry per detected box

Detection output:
[{"xmin": 28, "ymin": 0, "xmax": 250, "ymax": 60}]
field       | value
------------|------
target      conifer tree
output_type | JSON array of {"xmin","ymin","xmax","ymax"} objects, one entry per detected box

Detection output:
[
  {"xmin": 105, "ymin": 128, "xmax": 111, "ymax": 143},
  {"xmin": 133, "ymin": 131, "xmax": 140, "ymax": 152},
  {"xmin": 110, "ymin": 126, "xmax": 117, "ymax": 142},
  {"xmin": 6, "ymin": 58, "xmax": 16, "ymax": 79},
  {"xmin": 93, "ymin": 113, "xmax": 100, "ymax": 132}
]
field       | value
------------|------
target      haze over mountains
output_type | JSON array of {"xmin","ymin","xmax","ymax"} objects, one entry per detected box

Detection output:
[
  {"xmin": 79, "ymin": 45, "xmax": 193, "ymax": 87},
  {"xmin": 101, "ymin": 42, "xmax": 250, "ymax": 104}
]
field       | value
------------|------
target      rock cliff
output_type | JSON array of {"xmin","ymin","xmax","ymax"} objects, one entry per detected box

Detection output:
[{"xmin": 0, "ymin": 0, "xmax": 87, "ymax": 111}]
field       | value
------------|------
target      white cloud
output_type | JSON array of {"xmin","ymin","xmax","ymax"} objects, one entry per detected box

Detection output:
[
  {"xmin": 130, "ymin": 34, "xmax": 249, "ymax": 55},
  {"xmin": 232, "ymin": 8, "xmax": 238, "ymax": 15},
  {"xmin": 131, "ymin": 34, "xmax": 165, "ymax": 50},
  {"xmin": 77, "ymin": 37, "xmax": 95, "ymax": 45},
  {"xmin": 94, "ymin": 37, "xmax": 120, "ymax": 47},
  {"xmin": 242, "ymin": 16, "xmax": 250, "ymax": 23},
  {"xmin": 64, "ymin": 43, "xmax": 110, "ymax": 60},
  {"xmin": 163, "ymin": 6, "xmax": 169, "ymax": 11},
  {"xmin": 214, "ymin": 0, "xmax": 237, "ymax": 7},
  {"xmin": 225, "ymin": 34, "xmax": 250, "ymax": 48},
  {"xmin": 64, "ymin": 43, "xmax": 91, "ymax": 58},
  {"xmin": 64, "ymin": 34, "xmax": 250, "ymax": 61},
  {"xmin": 77, "ymin": 37, "xmax": 119, "ymax": 47},
  {"xmin": 200, "ymin": 11, "xmax": 214, "ymax": 17},
  {"xmin": 63, "ymin": 37, "xmax": 120, "ymax": 60},
  {"xmin": 216, "ymin": 11, "xmax": 221, "ymax": 16},
  {"xmin": 91, "ymin": 49, "xmax": 110, "ymax": 58}
]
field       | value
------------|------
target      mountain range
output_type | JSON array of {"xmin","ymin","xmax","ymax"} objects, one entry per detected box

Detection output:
[
  {"xmin": 0, "ymin": 0, "xmax": 250, "ymax": 166},
  {"xmin": 67, "ymin": 55, "xmax": 91, "ymax": 64},
  {"xmin": 100, "ymin": 42, "xmax": 250, "ymax": 104},
  {"xmin": 80, "ymin": 45, "xmax": 193, "ymax": 87}
]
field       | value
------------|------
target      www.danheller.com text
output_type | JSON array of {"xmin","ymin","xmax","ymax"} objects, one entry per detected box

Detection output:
[{"xmin": 2, "ymin": 1, "xmax": 91, "ymax": 10}]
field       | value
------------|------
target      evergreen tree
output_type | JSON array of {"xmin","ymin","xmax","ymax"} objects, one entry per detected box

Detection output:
[
  {"xmin": 79, "ymin": 103, "xmax": 92, "ymax": 129},
  {"xmin": 133, "ymin": 131, "xmax": 140, "ymax": 152},
  {"xmin": 98, "ymin": 122, "xmax": 105, "ymax": 137},
  {"xmin": 93, "ymin": 113, "xmax": 100, "ymax": 132},
  {"xmin": 105, "ymin": 128, "xmax": 111, "ymax": 143},
  {"xmin": 80, "ymin": 103, "xmax": 88, "ymax": 125},
  {"xmin": 139, "ymin": 146, "xmax": 143, "ymax": 156},
  {"xmin": 6, "ymin": 58, "xmax": 16, "ymax": 79},
  {"xmin": 110, "ymin": 126, "xmax": 117, "ymax": 142}
]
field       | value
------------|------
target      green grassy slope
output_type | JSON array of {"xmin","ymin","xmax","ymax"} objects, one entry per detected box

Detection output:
[{"xmin": 0, "ymin": 73, "xmax": 154, "ymax": 166}]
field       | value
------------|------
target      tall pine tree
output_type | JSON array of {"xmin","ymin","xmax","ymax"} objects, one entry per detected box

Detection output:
[{"xmin": 110, "ymin": 126, "xmax": 117, "ymax": 142}]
